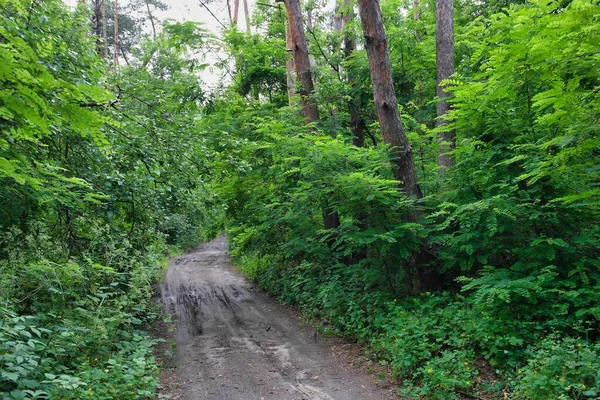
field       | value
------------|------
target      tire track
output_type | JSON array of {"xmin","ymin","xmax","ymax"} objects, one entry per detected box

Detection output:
[{"xmin": 159, "ymin": 236, "xmax": 396, "ymax": 400}]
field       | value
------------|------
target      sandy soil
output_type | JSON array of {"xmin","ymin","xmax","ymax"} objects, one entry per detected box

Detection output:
[{"xmin": 157, "ymin": 236, "xmax": 397, "ymax": 400}]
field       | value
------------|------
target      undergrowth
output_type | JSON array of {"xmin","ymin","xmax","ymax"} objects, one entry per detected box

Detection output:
[
  {"xmin": 233, "ymin": 251, "xmax": 600, "ymax": 399},
  {"xmin": 0, "ymin": 227, "xmax": 168, "ymax": 399}
]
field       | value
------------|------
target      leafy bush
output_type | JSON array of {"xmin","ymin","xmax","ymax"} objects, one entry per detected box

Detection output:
[{"xmin": 512, "ymin": 337, "xmax": 600, "ymax": 400}]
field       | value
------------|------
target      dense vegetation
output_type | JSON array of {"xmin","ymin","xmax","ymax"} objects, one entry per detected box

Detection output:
[
  {"xmin": 0, "ymin": 0, "xmax": 215, "ymax": 398},
  {"xmin": 1, "ymin": 0, "xmax": 599, "ymax": 399}
]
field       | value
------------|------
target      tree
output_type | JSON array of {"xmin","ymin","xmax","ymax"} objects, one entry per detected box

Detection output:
[
  {"xmin": 101, "ymin": 0, "xmax": 109, "ymax": 59},
  {"xmin": 283, "ymin": 0, "xmax": 319, "ymax": 123},
  {"xmin": 357, "ymin": 0, "xmax": 422, "ymax": 199},
  {"xmin": 336, "ymin": 0, "xmax": 367, "ymax": 147},
  {"xmin": 114, "ymin": 0, "xmax": 119, "ymax": 68},
  {"xmin": 436, "ymin": 0, "xmax": 455, "ymax": 170},
  {"xmin": 243, "ymin": 0, "xmax": 251, "ymax": 33},
  {"xmin": 233, "ymin": 0, "xmax": 240, "ymax": 25},
  {"xmin": 285, "ymin": 21, "xmax": 296, "ymax": 103}
]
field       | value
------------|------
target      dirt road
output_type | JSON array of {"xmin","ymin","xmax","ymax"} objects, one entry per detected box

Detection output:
[{"xmin": 158, "ymin": 236, "xmax": 396, "ymax": 400}]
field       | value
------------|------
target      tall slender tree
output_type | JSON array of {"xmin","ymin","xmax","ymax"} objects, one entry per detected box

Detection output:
[
  {"xmin": 285, "ymin": 21, "xmax": 296, "ymax": 103},
  {"xmin": 283, "ymin": 0, "xmax": 319, "ymax": 123},
  {"xmin": 145, "ymin": 0, "xmax": 157, "ymax": 39},
  {"xmin": 113, "ymin": 0, "xmax": 119, "ymax": 68},
  {"xmin": 233, "ymin": 0, "xmax": 240, "ymax": 26},
  {"xmin": 357, "ymin": 0, "xmax": 422, "ymax": 199},
  {"xmin": 243, "ymin": 0, "xmax": 251, "ymax": 33},
  {"xmin": 436, "ymin": 0, "xmax": 455, "ymax": 171},
  {"xmin": 101, "ymin": 0, "xmax": 108, "ymax": 59}
]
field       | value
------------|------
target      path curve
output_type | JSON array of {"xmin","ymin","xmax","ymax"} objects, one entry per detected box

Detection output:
[{"xmin": 159, "ymin": 236, "xmax": 396, "ymax": 400}]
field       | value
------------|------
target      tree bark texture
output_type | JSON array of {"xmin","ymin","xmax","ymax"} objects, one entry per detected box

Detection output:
[
  {"xmin": 92, "ymin": 0, "xmax": 103, "ymax": 56},
  {"xmin": 226, "ymin": 0, "xmax": 233, "ymax": 24},
  {"xmin": 145, "ymin": 0, "xmax": 157, "ymax": 40},
  {"xmin": 284, "ymin": 0, "xmax": 319, "ymax": 123},
  {"xmin": 113, "ymin": 0, "xmax": 119, "ymax": 68},
  {"xmin": 285, "ymin": 21, "xmax": 296, "ymax": 104},
  {"xmin": 243, "ymin": 0, "xmax": 251, "ymax": 33},
  {"xmin": 357, "ymin": 0, "xmax": 422, "ymax": 199},
  {"xmin": 101, "ymin": 0, "xmax": 108, "ymax": 59},
  {"xmin": 436, "ymin": 0, "xmax": 455, "ymax": 171},
  {"xmin": 322, "ymin": 205, "xmax": 341, "ymax": 230},
  {"xmin": 233, "ymin": 0, "xmax": 239, "ymax": 26}
]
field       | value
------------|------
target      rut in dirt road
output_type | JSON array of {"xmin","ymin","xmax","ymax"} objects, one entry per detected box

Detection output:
[{"xmin": 159, "ymin": 236, "xmax": 396, "ymax": 400}]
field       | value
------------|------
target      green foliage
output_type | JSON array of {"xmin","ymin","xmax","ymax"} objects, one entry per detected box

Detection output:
[
  {"xmin": 512, "ymin": 337, "xmax": 600, "ymax": 399},
  {"xmin": 214, "ymin": 0, "xmax": 600, "ymax": 398},
  {"xmin": 1, "ymin": 1, "xmax": 218, "ymax": 399},
  {"xmin": 2, "ymin": 0, "xmax": 599, "ymax": 398}
]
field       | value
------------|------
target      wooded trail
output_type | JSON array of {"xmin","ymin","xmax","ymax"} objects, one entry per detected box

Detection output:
[{"xmin": 158, "ymin": 236, "xmax": 395, "ymax": 400}]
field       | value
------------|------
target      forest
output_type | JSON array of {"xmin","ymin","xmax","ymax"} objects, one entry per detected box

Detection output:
[{"xmin": 0, "ymin": 0, "xmax": 598, "ymax": 398}]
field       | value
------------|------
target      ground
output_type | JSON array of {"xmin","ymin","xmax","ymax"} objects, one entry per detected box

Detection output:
[{"xmin": 154, "ymin": 236, "xmax": 398, "ymax": 400}]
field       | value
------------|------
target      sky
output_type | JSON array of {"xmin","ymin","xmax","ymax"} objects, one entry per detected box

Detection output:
[
  {"xmin": 155, "ymin": 0, "xmax": 252, "ymax": 33},
  {"xmin": 64, "ymin": 0, "xmax": 255, "ymax": 88},
  {"xmin": 154, "ymin": 0, "xmax": 252, "ymax": 88}
]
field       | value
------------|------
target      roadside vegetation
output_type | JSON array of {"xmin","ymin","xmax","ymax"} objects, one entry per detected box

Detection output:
[
  {"xmin": 0, "ymin": 1, "xmax": 216, "ymax": 398},
  {"xmin": 1, "ymin": 0, "xmax": 599, "ymax": 398}
]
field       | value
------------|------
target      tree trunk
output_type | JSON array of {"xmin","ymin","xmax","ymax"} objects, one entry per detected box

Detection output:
[
  {"xmin": 436, "ymin": 0, "xmax": 455, "ymax": 171},
  {"xmin": 413, "ymin": 0, "xmax": 423, "ymax": 106},
  {"xmin": 322, "ymin": 205, "xmax": 341, "ymax": 230},
  {"xmin": 285, "ymin": 21, "xmax": 296, "ymax": 104},
  {"xmin": 101, "ymin": 0, "xmax": 108, "ymax": 59},
  {"xmin": 284, "ymin": 0, "xmax": 319, "ymax": 123},
  {"xmin": 92, "ymin": 0, "xmax": 103, "ymax": 55},
  {"xmin": 145, "ymin": 0, "xmax": 156, "ymax": 40},
  {"xmin": 243, "ymin": 0, "xmax": 251, "ymax": 33},
  {"xmin": 357, "ymin": 0, "xmax": 422, "ymax": 199},
  {"xmin": 113, "ymin": 0, "xmax": 119, "ymax": 68},
  {"xmin": 333, "ymin": 2, "xmax": 343, "ymax": 32},
  {"xmin": 226, "ymin": 0, "xmax": 233, "ymax": 24},
  {"xmin": 233, "ymin": 0, "xmax": 239, "ymax": 26}
]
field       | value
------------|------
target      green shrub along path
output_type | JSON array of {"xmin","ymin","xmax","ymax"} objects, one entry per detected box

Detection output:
[{"xmin": 1, "ymin": 0, "xmax": 599, "ymax": 399}]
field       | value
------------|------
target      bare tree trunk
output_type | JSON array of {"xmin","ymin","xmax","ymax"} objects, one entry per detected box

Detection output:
[
  {"xmin": 285, "ymin": 22, "xmax": 296, "ymax": 104},
  {"xmin": 226, "ymin": 0, "xmax": 233, "ymax": 24},
  {"xmin": 92, "ymin": 0, "xmax": 102, "ymax": 54},
  {"xmin": 101, "ymin": 0, "xmax": 108, "ymax": 59},
  {"xmin": 145, "ymin": 0, "xmax": 156, "ymax": 40},
  {"xmin": 357, "ymin": 0, "xmax": 422, "ymax": 199},
  {"xmin": 233, "ymin": 0, "xmax": 239, "ymax": 26},
  {"xmin": 413, "ymin": 0, "xmax": 423, "ymax": 106},
  {"xmin": 120, "ymin": 45, "xmax": 130, "ymax": 66},
  {"xmin": 284, "ymin": 0, "xmax": 319, "ymax": 123},
  {"xmin": 436, "ymin": 0, "xmax": 455, "ymax": 171},
  {"xmin": 332, "ymin": 3, "xmax": 343, "ymax": 32},
  {"xmin": 243, "ymin": 0, "xmax": 251, "ymax": 33},
  {"xmin": 322, "ymin": 207, "xmax": 341, "ymax": 230},
  {"xmin": 113, "ymin": 0, "xmax": 119, "ymax": 69}
]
